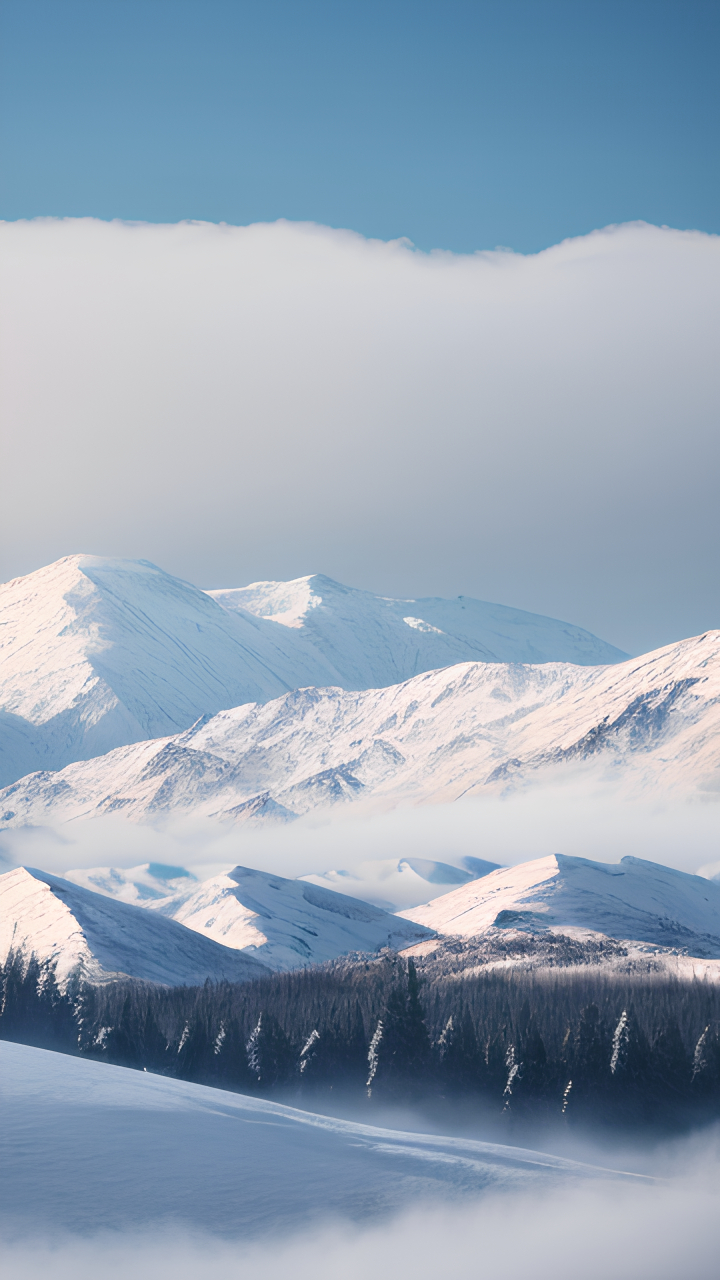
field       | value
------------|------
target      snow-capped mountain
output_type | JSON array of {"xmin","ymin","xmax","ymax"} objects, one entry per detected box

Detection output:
[
  {"xmin": 300, "ymin": 855, "xmax": 501, "ymax": 911},
  {"xmin": 0, "ymin": 554, "xmax": 626, "ymax": 789},
  {"xmin": 0, "ymin": 554, "xmax": 340, "ymax": 788},
  {"xmin": 63, "ymin": 861, "xmax": 197, "ymax": 904},
  {"xmin": 3, "ymin": 630, "xmax": 717, "ymax": 828},
  {"xmin": 0, "ymin": 866, "xmax": 270, "ymax": 986},
  {"xmin": 209, "ymin": 572, "xmax": 628, "ymax": 684},
  {"xmin": 0, "ymin": 1042, "xmax": 618, "ymax": 1239},
  {"xmin": 401, "ymin": 854, "xmax": 720, "ymax": 957},
  {"xmin": 145, "ymin": 864, "xmax": 433, "ymax": 970}
]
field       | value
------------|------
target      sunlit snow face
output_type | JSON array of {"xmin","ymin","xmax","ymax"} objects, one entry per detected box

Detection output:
[{"xmin": 2, "ymin": 217, "xmax": 718, "ymax": 655}]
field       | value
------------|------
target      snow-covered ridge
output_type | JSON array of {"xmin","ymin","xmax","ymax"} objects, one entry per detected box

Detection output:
[
  {"xmin": 2, "ymin": 629, "xmax": 718, "ymax": 828},
  {"xmin": 0, "ymin": 866, "xmax": 270, "ymax": 987},
  {"xmin": 145, "ymin": 864, "xmax": 434, "ymax": 970},
  {"xmin": 0, "ymin": 554, "xmax": 342, "ymax": 788},
  {"xmin": 401, "ymin": 854, "xmax": 720, "ymax": 957},
  {"xmin": 0, "ymin": 556, "xmax": 625, "ymax": 790},
  {"xmin": 209, "ymin": 572, "xmax": 628, "ymax": 688}
]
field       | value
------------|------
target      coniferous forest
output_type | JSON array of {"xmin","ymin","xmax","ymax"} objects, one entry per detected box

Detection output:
[{"xmin": 3, "ymin": 942, "xmax": 720, "ymax": 1132}]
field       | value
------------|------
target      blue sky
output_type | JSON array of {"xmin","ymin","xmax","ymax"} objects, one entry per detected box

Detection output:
[
  {"xmin": 1, "ymin": 0, "xmax": 718, "ymax": 252},
  {"xmin": 1, "ymin": 2, "xmax": 719, "ymax": 652}
]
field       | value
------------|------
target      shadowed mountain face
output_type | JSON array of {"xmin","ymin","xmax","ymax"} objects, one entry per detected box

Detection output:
[
  {"xmin": 0, "ymin": 556, "xmax": 626, "ymax": 787},
  {"xmin": 2, "ymin": 630, "xmax": 718, "ymax": 830}
]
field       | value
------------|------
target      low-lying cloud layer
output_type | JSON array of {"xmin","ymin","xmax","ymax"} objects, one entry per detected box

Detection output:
[
  {"xmin": 1, "ymin": 217, "xmax": 718, "ymax": 654},
  {"xmin": 3, "ymin": 1135, "xmax": 720, "ymax": 1280},
  {"xmin": 2, "ymin": 771, "xmax": 718, "ymax": 884}
]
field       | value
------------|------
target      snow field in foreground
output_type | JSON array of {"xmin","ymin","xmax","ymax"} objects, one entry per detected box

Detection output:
[{"xmin": 0, "ymin": 1040, "xmax": 637, "ymax": 1239}]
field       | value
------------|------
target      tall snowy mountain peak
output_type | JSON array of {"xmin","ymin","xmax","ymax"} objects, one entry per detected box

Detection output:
[
  {"xmin": 0, "ymin": 555, "xmax": 342, "ymax": 788},
  {"xmin": 145, "ymin": 864, "xmax": 434, "ymax": 970},
  {"xmin": 401, "ymin": 854, "xmax": 720, "ymax": 957},
  {"xmin": 0, "ymin": 865, "xmax": 270, "ymax": 987},
  {"xmin": 208, "ymin": 572, "xmax": 629, "ymax": 689},
  {"xmin": 0, "ymin": 555, "xmax": 626, "ymax": 789},
  {"xmin": 3, "ymin": 630, "xmax": 717, "ymax": 829}
]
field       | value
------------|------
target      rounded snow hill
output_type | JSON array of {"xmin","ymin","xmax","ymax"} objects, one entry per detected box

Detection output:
[
  {"xmin": 0, "ymin": 866, "xmax": 270, "ymax": 987},
  {"xmin": 146, "ymin": 863, "xmax": 435, "ymax": 970},
  {"xmin": 0, "ymin": 1041, "xmax": 644, "ymax": 1238},
  {"xmin": 401, "ymin": 854, "xmax": 720, "ymax": 957}
]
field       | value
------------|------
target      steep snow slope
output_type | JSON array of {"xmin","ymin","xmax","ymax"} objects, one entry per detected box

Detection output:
[
  {"xmin": 146, "ymin": 864, "xmax": 433, "ymax": 969},
  {"xmin": 209, "ymin": 573, "xmax": 628, "ymax": 686},
  {"xmin": 3, "ymin": 631, "xmax": 718, "ymax": 828},
  {"xmin": 64, "ymin": 861, "xmax": 197, "ymax": 904},
  {"xmin": 401, "ymin": 854, "xmax": 720, "ymax": 956},
  {"xmin": 0, "ymin": 866, "xmax": 269, "ymax": 986},
  {"xmin": 300, "ymin": 856, "xmax": 501, "ymax": 910},
  {"xmin": 0, "ymin": 1042, "xmax": 627, "ymax": 1238},
  {"xmin": 0, "ymin": 555, "xmax": 340, "ymax": 787}
]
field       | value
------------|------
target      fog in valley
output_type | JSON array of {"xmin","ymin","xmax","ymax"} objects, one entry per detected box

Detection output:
[
  {"xmin": 3, "ymin": 1124, "xmax": 720, "ymax": 1280},
  {"xmin": 3, "ymin": 769, "xmax": 718, "ymax": 885}
]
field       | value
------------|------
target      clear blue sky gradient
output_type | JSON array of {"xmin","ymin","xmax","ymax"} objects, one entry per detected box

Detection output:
[{"xmin": 1, "ymin": 0, "xmax": 718, "ymax": 252}]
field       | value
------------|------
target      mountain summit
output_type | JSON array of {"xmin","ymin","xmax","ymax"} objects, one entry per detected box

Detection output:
[
  {"xmin": 209, "ymin": 572, "xmax": 628, "ymax": 686},
  {"xmin": 0, "ymin": 556, "xmax": 627, "ymax": 787}
]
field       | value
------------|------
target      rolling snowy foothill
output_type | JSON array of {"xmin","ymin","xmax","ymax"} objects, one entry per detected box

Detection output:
[
  {"xmin": 0, "ymin": 865, "xmax": 270, "ymax": 986},
  {"xmin": 144, "ymin": 864, "xmax": 433, "ymax": 970},
  {"xmin": 64, "ymin": 860, "xmax": 198, "ymax": 904},
  {"xmin": 2, "ymin": 629, "xmax": 718, "ymax": 830},
  {"xmin": 299, "ymin": 854, "xmax": 502, "ymax": 910},
  {"xmin": 401, "ymin": 853, "xmax": 720, "ymax": 964},
  {"xmin": 0, "ymin": 862, "xmax": 433, "ymax": 982}
]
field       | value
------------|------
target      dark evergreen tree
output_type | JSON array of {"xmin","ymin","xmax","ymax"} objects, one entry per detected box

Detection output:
[
  {"xmin": 245, "ymin": 1012, "xmax": 295, "ymax": 1090},
  {"xmin": 368, "ymin": 959, "xmax": 431, "ymax": 1099},
  {"xmin": 608, "ymin": 1008, "xmax": 651, "ymax": 1122},
  {"xmin": 649, "ymin": 1019, "xmax": 691, "ymax": 1104},
  {"xmin": 436, "ymin": 1010, "xmax": 482, "ymax": 1095},
  {"xmin": 565, "ymin": 1003, "xmax": 611, "ymax": 1120}
]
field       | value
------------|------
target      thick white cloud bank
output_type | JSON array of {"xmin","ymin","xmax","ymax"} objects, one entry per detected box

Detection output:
[
  {"xmin": 1, "ymin": 217, "xmax": 718, "ymax": 654},
  {"xmin": 2, "ymin": 775, "xmax": 719, "ymax": 885}
]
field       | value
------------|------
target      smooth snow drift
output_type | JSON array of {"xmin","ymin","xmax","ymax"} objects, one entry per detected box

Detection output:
[
  {"xmin": 0, "ymin": 866, "xmax": 270, "ymax": 986},
  {"xmin": 0, "ymin": 1041, "xmax": 642, "ymax": 1238},
  {"xmin": 0, "ymin": 555, "xmax": 626, "ymax": 788},
  {"xmin": 146, "ymin": 864, "xmax": 434, "ymax": 970},
  {"xmin": 210, "ymin": 573, "xmax": 627, "ymax": 684},
  {"xmin": 3, "ymin": 630, "xmax": 718, "ymax": 828},
  {"xmin": 401, "ymin": 854, "xmax": 720, "ymax": 957}
]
